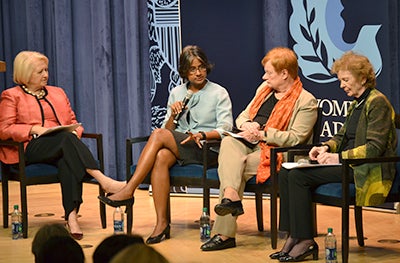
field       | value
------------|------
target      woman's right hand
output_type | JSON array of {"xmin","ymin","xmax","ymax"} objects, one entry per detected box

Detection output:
[
  {"xmin": 169, "ymin": 101, "xmax": 185, "ymax": 118},
  {"xmin": 309, "ymin": 145, "xmax": 329, "ymax": 160},
  {"xmin": 30, "ymin": 125, "xmax": 49, "ymax": 137}
]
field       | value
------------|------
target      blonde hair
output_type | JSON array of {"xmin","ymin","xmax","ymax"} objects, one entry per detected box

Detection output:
[
  {"xmin": 331, "ymin": 51, "xmax": 376, "ymax": 89},
  {"xmin": 261, "ymin": 47, "xmax": 298, "ymax": 79},
  {"xmin": 13, "ymin": 51, "xmax": 49, "ymax": 85}
]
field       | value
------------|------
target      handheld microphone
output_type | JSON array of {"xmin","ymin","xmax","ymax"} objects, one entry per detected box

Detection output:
[{"xmin": 173, "ymin": 90, "xmax": 194, "ymax": 124}]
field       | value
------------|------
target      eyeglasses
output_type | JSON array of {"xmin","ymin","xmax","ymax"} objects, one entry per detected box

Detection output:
[{"xmin": 189, "ymin": 65, "xmax": 207, "ymax": 74}]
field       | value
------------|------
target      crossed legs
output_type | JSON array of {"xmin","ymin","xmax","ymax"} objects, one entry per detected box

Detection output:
[
  {"xmin": 105, "ymin": 129, "xmax": 179, "ymax": 239},
  {"xmin": 107, "ymin": 128, "xmax": 179, "ymax": 201}
]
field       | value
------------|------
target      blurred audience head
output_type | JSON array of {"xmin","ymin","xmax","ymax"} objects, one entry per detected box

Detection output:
[
  {"xmin": 110, "ymin": 243, "xmax": 169, "ymax": 263},
  {"xmin": 32, "ymin": 223, "xmax": 70, "ymax": 258},
  {"xmin": 93, "ymin": 234, "xmax": 144, "ymax": 263},
  {"xmin": 35, "ymin": 235, "xmax": 84, "ymax": 263}
]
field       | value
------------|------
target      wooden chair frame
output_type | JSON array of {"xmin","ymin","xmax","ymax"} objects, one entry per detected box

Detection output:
[
  {"xmin": 278, "ymin": 143, "xmax": 400, "ymax": 263},
  {"xmin": 125, "ymin": 136, "xmax": 221, "ymax": 233},
  {"xmin": 1, "ymin": 133, "xmax": 107, "ymax": 238}
]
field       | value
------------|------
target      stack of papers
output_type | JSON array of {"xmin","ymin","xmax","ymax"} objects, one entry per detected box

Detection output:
[
  {"xmin": 282, "ymin": 162, "xmax": 342, "ymax": 169},
  {"xmin": 39, "ymin": 123, "xmax": 81, "ymax": 137}
]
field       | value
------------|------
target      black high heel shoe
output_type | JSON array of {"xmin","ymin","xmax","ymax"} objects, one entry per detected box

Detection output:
[
  {"xmin": 279, "ymin": 242, "xmax": 319, "ymax": 262},
  {"xmin": 98, "ymin": 195, "xmax": 134, "ymax": 207},
  {"xmin": 146, "ymin": 225, "xmax": 171, "ymax": 244},
  {"xmin": 270, "ymin": 251, "xmax": 289, "ymax": 260}
]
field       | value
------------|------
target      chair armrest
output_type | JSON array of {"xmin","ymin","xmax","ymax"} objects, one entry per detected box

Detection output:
[
  {"xmin": 342, "ymin": 156, "xmax": 400, "ymax": 166},
  {"xmin": 269, "ymin": 144, "xmax": 318, "ymax": 188},
  {"xmin": 0, "ymin": 139, "xmax": 20, "ymax": 147},
  {"xmin": 0, "ymin": 139, "xmax": 27, "ymax": 181},
  {"xmin": 202, "ymin": 139, "xmax": 221, "ymax": 167},
  {"xmin": 82, "ymin": 133, "xmax": 104, "ymax": 172},
  {"xmin": 341, "ymin": 155, "xmax": 400, "ymax": 202},
  {"xmin": 0, "ymin": 139, "xmax": 26, "ymax": 163}
]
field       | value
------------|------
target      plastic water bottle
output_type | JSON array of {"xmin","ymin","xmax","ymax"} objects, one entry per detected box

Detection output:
[
  {"xmin": 11, "ymin": 204, "xmax": 22, "ymax": 240},
  {"xmin": 113, "ymin": 206, "xmax": 124, "ymax": 234},
  {"xmin": 200, "ymin": 207, "xmax": 211, "ymax": 242},
  {"xmin": 325, "ymin": 227, "xmax": 337, "ymax": 263}
]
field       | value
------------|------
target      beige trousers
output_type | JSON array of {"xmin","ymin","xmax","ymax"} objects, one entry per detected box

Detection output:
[{"xmin": 212, "ymin": 136, "xmax": 261, "ymax": 237}]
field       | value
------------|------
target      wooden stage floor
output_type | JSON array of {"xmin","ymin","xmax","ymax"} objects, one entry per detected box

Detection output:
[{"xmin": 1, "ymin": 182, "xmax": 399, "ymax": 262}]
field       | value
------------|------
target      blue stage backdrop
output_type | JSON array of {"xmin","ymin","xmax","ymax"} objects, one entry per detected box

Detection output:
[
  {"xmin": 180, "ymin": 0, "xmax": 265, "ymax": 120},
  {"xmin": 289, "ymin": 0, "xmax": 394, "ymax": 141},
  {"xmin": 175, "ymin": 0, "xmax": 397, "ymax": 142}
]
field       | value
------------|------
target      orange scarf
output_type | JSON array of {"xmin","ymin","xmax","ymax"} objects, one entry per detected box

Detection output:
[{"xmin": 249, "ymin": 77, "xmax": 303, "ymax": 183}]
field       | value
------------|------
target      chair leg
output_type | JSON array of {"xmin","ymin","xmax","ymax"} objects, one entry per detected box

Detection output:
[
  {"xmin": 342, "ymin": 204, "xmax": 350, "ymax": 263},
  {"xmin": 98, "ymin": 185, "xmax": 107, "ymax": 229},
  {"xmin": 270, "ymin": 192, "xmax": 277, "ymax": 249},
  {"xmin": 203, "ymin": 188, "xmax": 211, "ymax": 214},
  {"xmin": 126, "ymin": 204, "xmax": 133, "ymax": 235},
  {"xmin": 354, "ymin": 206, "xmax": 364, "ymax": 246},
  {"xmin": 255, "ymin": 192, "xmax": 264, "ymax": 231},
  {"xmin": 2, "ymin": 177, "xmax": 9, "ymax": 228},
  {"xmin": 312, "ymin": 203, "xmax": 318, "ymax": 237},
  {"xmin": 20, "ymin": 183, "xmax": 28, "ymax": 238}
]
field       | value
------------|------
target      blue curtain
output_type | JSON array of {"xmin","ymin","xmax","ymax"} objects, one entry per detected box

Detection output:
[
  {"xmin": 0, "ymin": 0, "xmax": 151, "ymax": 180},
  {"xmin": 263, "ymin": 1, "xmax": 289, "ymax": 52},
  {"xmin": 1, "ymin": 0, "xmax": 400, "ymax": 180}
]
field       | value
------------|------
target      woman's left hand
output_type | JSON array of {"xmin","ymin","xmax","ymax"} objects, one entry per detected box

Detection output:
[
  {"xmin": 316, "ymin": 152, "xmax": 340, "ymax": 164},
  {"xmin": 181, "ymin": 132, "xmax": 203, "ymax": 148}
]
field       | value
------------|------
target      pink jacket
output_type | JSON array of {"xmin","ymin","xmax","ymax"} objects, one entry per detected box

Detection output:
[{"xmin": 0, "ymin": 85, "xmax": 84, "ymax": 164}]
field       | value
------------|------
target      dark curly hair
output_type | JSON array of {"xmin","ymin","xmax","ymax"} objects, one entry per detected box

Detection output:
[{"xmin": 178, "ymin": 45, "xmax": 213, "ymax": 80}]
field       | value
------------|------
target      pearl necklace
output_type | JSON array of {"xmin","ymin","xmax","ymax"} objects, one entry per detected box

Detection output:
[{"xmin": 22, "ymin": 85, "xmax": 46, "ymax": 99}]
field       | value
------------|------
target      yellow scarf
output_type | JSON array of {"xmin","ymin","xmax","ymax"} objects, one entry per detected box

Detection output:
[{"xmin": 249, "ymin": 77, "xmax": 303, "ymax": 183}]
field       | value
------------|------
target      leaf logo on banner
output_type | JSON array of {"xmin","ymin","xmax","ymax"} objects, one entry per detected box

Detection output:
[{"xmin": 289, "ymin": 0, "xmax": 382, "ymax": 84}]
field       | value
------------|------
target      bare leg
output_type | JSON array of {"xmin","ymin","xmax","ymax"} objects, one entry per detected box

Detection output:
[
  {"xmin": 149, "ymin": 148, "xmax": 177, "ymax": 237},
  {"xmin": 109, "ymin": 128, "xmax": 179, "ymax": 201},
  {"xmin": 86, "ymin": 169, "xmax": 126, "ymax": 193},
  {"xmin": 67, "ymin": 209, "xmax": 82, "ymax": 234}
]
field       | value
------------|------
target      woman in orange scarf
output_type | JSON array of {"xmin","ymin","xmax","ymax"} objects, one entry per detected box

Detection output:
[{"xmin": 201, "ymin": 47, "xmax": 318, "ymax": 251}]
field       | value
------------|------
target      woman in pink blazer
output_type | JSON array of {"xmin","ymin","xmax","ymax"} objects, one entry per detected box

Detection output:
[{"xmin": 0, "ymin": 51, "xmax": 125, "ymax": 240}]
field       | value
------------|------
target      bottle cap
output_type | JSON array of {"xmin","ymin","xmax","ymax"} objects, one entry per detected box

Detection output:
[
  {"xmin": 14, "ymin": 205, "xmax": 18, "ymax": 210},
  {"xmin": 203, "ymin": 207, "xmax": 208, "ymax": 212},
  {"xmin": 327, "ymin": 227, "xmax": 333, "ymax": 233}
]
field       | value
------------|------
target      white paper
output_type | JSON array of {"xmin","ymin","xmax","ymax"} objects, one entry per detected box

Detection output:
[
  {"xmin": 282, "ymin": 162, "xmax": 342, "ymax": 169},
  {"xmin": 222, "ymin": 130, "xmax": 258, "ymax": 144},
  {"xmin": 223, "ymin": 130, "xmax": 244, "ymax": 139},
  {"xmin": 39, "ymin": 123, "xmax": 81, "ymax": 137}
]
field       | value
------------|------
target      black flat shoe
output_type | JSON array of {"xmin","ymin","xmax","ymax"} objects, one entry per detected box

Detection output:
[
  {"xmin": 146, "ymin": 225, "xmax": 170, "ymax": 244},
  {"xmin": 98, "ymin": 195, "xmax": 134, "ymax": 207},
  {"xmin": 200, "ymin": 235, "xmax": 236, "ymax": 251},
  {"xmin": 279, "ymin": 242, "xmax": 319, "ymax": 262},
  {"xmin": 270, "ymin": 251, "xmax": 289, "ymax": 260},
  {"xmin": 214, "ymin": 198, "xmax": 244, "ymax": 216}
]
